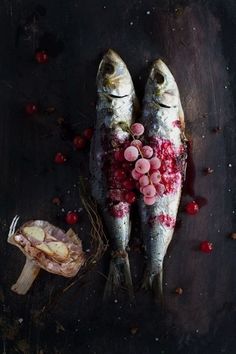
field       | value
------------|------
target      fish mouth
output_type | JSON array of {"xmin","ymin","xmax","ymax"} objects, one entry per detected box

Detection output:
[{"xmin": 97, "ymin": 49, "xmax": 133, "ymax": 97}]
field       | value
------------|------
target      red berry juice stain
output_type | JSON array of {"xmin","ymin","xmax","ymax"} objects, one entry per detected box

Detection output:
[{"xmin": 110, "ymin": 202, "xmax": 130, "ymax": 218}]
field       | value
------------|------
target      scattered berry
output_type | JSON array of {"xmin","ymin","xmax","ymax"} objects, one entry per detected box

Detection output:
[
  {"xmin": 54, "ymin": 152, "xmax": 66, "ymax": 164},
  {"xmin": 142, "ymin": 145, "xmax": 153, "ymax": 158},
  {"xmin": 185, "ymin": 201, "xmax": 199, "ymax": 215},
  {"xmin": 65, "ymin": 211, "xmax": 79, "ymax": 225},
  {"xmin": 130, "ymin": 123, "xmax": 145, "ymax": 136},
  {"xmin": 135, "ymin": 158, "xmax": 150, "ymax": 174},
  {"xmin": 25, "ymin": 103, "xmax": 38, "ymax": 115},
  {"xmin": 199, "ymin": 241, "xmax": 213, "ymax": 253},
  {"xmin": 73, "ymin": 135, "xmax": 86, "ymax": 150},
  {"xmin": 35, "ymin": 50, "xmax": 48, "ymax": 63},
  {"xmin": 124, "ymin": 146, "xmax": 139, "ymax": 162},
  {"xmin": 125, "ymin": 191, "xmax": 136, "ymax": 204},
  {"xmin": 83, "ymin": 127, "xmax": 94, "ymax": 140}
]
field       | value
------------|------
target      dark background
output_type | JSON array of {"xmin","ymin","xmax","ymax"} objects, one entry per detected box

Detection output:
[{"xmin": 1, "ymin": 0, "xmax": 236, "ymax": 353}]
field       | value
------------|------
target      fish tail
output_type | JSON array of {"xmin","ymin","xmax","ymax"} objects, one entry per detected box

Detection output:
[
  {"xmin": 142, "ymin": 269, "xmax": 164, "ymax": 304},
  {"xmin": 103, "ymin": 251, "xmax": 134, "ymax": 301}
]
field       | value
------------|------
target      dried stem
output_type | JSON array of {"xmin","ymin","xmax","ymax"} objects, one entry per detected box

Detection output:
[{"xmin": 11, "ymin": 258, "xmax": 40, "ymax": 295}]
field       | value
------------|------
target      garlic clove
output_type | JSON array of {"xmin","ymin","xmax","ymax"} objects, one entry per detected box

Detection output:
[
  {"xmin": 47, "ymin": 241, "xmax": 69, "ymax": 261},
  {"xmin": 35, "ymin": 243, "xmax": 54, "ymax": 256},
  {"xmin": 22, "ymin": 226, "xmax": 45, "ymax": 242}
]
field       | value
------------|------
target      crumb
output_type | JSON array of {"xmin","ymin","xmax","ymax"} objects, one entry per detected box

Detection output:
[
  {"xmin": 146, "ymin": 10, "xmax": 151, "ymax": 15},
  {"xmin": 52, "ymin": 197, "xmax": 61, "ymax": 206},
  {"xmin": 228, "ymin": 163, "xmax": 232, "ymax": 168},
  {"xmin": 230, "ymin": 233, "xmax": 236, "ymax": 240},
  {"xmin": 204, "ymin": 167, "xmax": 214, "ymax": 175},
  {"xmin": 130, "ymin": 326, "xmax": 139, "ymax": 335},
  {"xmin": 175, "ymin": 287, "xmax": 183, "ymax": 295},
  {"xmin": 46, "ymin": 106, "xmax": 56, "ymax": 114},
  {"xmin": 212, "ymin": 126, "xmax": 221, "ymax": 133},
  {"xmin": 57, "ymin": 117, "xmax": 65, "ymax": 125}
]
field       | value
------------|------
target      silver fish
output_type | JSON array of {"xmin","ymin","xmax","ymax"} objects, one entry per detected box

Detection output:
[
  {"xmin": 90, "ymin": 49, "xmax": 138, "ymax": 299},
  {"xmin": 139, "ymin": 59, "xmax": 187, "ymax": 300}
]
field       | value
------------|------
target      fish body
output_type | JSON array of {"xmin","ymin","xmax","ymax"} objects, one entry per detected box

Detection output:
[
  {"xmin": 90, "ymin": 49, "xmax": 137, "ymax": 298},
  {"xmin": 139, "ymin": 60, "xmax": 187, "ymax": 299}
]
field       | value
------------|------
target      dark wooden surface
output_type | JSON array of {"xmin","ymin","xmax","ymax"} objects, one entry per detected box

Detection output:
[{"xmin": 1, "ymin": 0, "xmax": 236, "ymax": 353}]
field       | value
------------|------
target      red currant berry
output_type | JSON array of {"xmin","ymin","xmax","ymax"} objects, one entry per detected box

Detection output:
[
  {"xmin": 54, "ymin": 152, "xmax": 66, "ymax": 164},
  {"xmin": 199, "ymin": 241, "xmax": 213, "ymax": 253},
  {"xmin": 114, "ymin": 150, "xmax": 125, "ymax": 162},
  {"xmin": 114, "ymin": 169, "xmax": 126, "ymax": 181},
  {"xmin": 185, "ymin": 201, "xmax": 199, "ymax": 215},
  {"xmin": 83, "ymin": 127, "xmax": 94, "ymax": 140},
  {"xmin": 73, "ymin": 136, "xmax": 86, "ymax": 150},
  {"xmin": 125, "ymin": 191, "xmax": 136, "ymax": 204},
  {"xmin": 122, "ymin": 178, "xmax": 135, "ymax": 190},
  {"xmin": 65, "ymin": 211, "xmax": 79, "ymax": 225},
  {"xmin": 25, "ymin": 103, "xmax": 38, "ymax": 115},
  {"xmin": 35, "ymin": 50, "xmax": 48, "ymax": 63}
]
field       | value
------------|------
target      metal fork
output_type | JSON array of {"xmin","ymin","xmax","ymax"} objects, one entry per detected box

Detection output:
[{"xmin": 8, "ymin": 215, "xmax": 20, "ymax": 240}]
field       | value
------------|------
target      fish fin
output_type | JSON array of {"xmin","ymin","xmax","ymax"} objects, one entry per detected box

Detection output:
[
  {"xmin": 142, "ymin": 269, "xmax": 164, "ymax": 304},
  {"xmin": 103, "ymin": 252, "xmax": 134, "ymax": 301}
]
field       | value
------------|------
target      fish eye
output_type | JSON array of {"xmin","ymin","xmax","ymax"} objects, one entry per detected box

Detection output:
[
  {"xmin": 103, "ymin": 62, "xmax": 115, "ymax": 75},
  {"xmin": 155, "ymin": 72, "xmax": 165, "ymax": 84}
]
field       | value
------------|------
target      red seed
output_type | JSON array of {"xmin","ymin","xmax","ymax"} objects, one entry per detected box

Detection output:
[
  {"xmin": 25, "ymin": 103, "xmax": 38, "ymax": 115},
  {"xmin": 114, "ymin": 169, "xmax": 126, "ymax": 181},
  {"xmin": 199, "ymin": 241, "xmax": 213, "ymax": 253},
  {"xmin": 83, "ymin": 127, "xmax": 94, "ymax": 140},
  {"xmin": 185, "ymin": 201, "xmax": 199, "ymax": 215},
  {"xmin": 65, "ymin": 211, "xmax": 79, "ymax": 225},
  {"xmin": 54, "ymin": 152, "xmax": 66, "ymax": 164},
  {"xmin": 73, "ymin": 135, "xmax": 86, "ymax": 150},
  {"xmin": 35, "ymin": 50, "xmax": 49, "ymax": 63},
  {"xmin": 124, "ymin": 191, "xmax": 136, "ymax": 204}
]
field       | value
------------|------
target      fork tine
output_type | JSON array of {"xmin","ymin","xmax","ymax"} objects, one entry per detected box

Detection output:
[{"xmin": 8, "ymin": 215, "xmax": 20, "ymax": 239}]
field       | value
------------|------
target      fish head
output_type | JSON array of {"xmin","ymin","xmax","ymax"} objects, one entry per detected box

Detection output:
[
  {"xmin": 97, "ymin": 49, "xmax": 133, "ymax": 97},
  {"xmin": 147, "ymin": 59, "xmax": 180, "ymax": 108}
]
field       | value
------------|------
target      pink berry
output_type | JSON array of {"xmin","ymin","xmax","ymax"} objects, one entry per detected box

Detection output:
[
  {"xmin": 150, "ymin": 157, "xmax": 161, "ymax": 170},
  {"xmin": 130, "ymin": 123, "xmax": 145, "ymax": 136},
  {"xmin": 131, "ymin": 140, "xmax": 143, "ymax": 149},
  {"xmin": 155, "ymin": 183, "xmax": 165, "ymax": 195},
  {"xmin": 150, "ymin": 171, "xmax": 161, "ymax": 184},
  {"xmin": 135, "ymin": 158, "xmax": 150, "ymax": 174},
  {"xmin": 142, "ymin": 184, "xmax": 156, "ymax": 198},
  {"xmin": 139, "ymin": 175, "xmax": 150, "ymax": 187},
  {"xmin": 131, "ymin": 169, "xmax": 143, "ymax": 180},
  {"xmin": 143, "ymin": 196, "xmax": 157, "ymax": 205},
  {"xmin": 142, "ymin": 146, "xmax": 153, "ymax": 158},
  {"xmin": 124, "ymin": 146, "xmax": 139, "ymax": 162}
]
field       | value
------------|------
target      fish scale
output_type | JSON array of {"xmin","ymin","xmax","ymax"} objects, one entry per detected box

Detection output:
[
  {"xmin": 90, "ymin": 49, "xmax": 138, "ymax": 299},
  {"xmin": 138, "ymin": 59, "xmax": 187, "ymax": 300}
]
